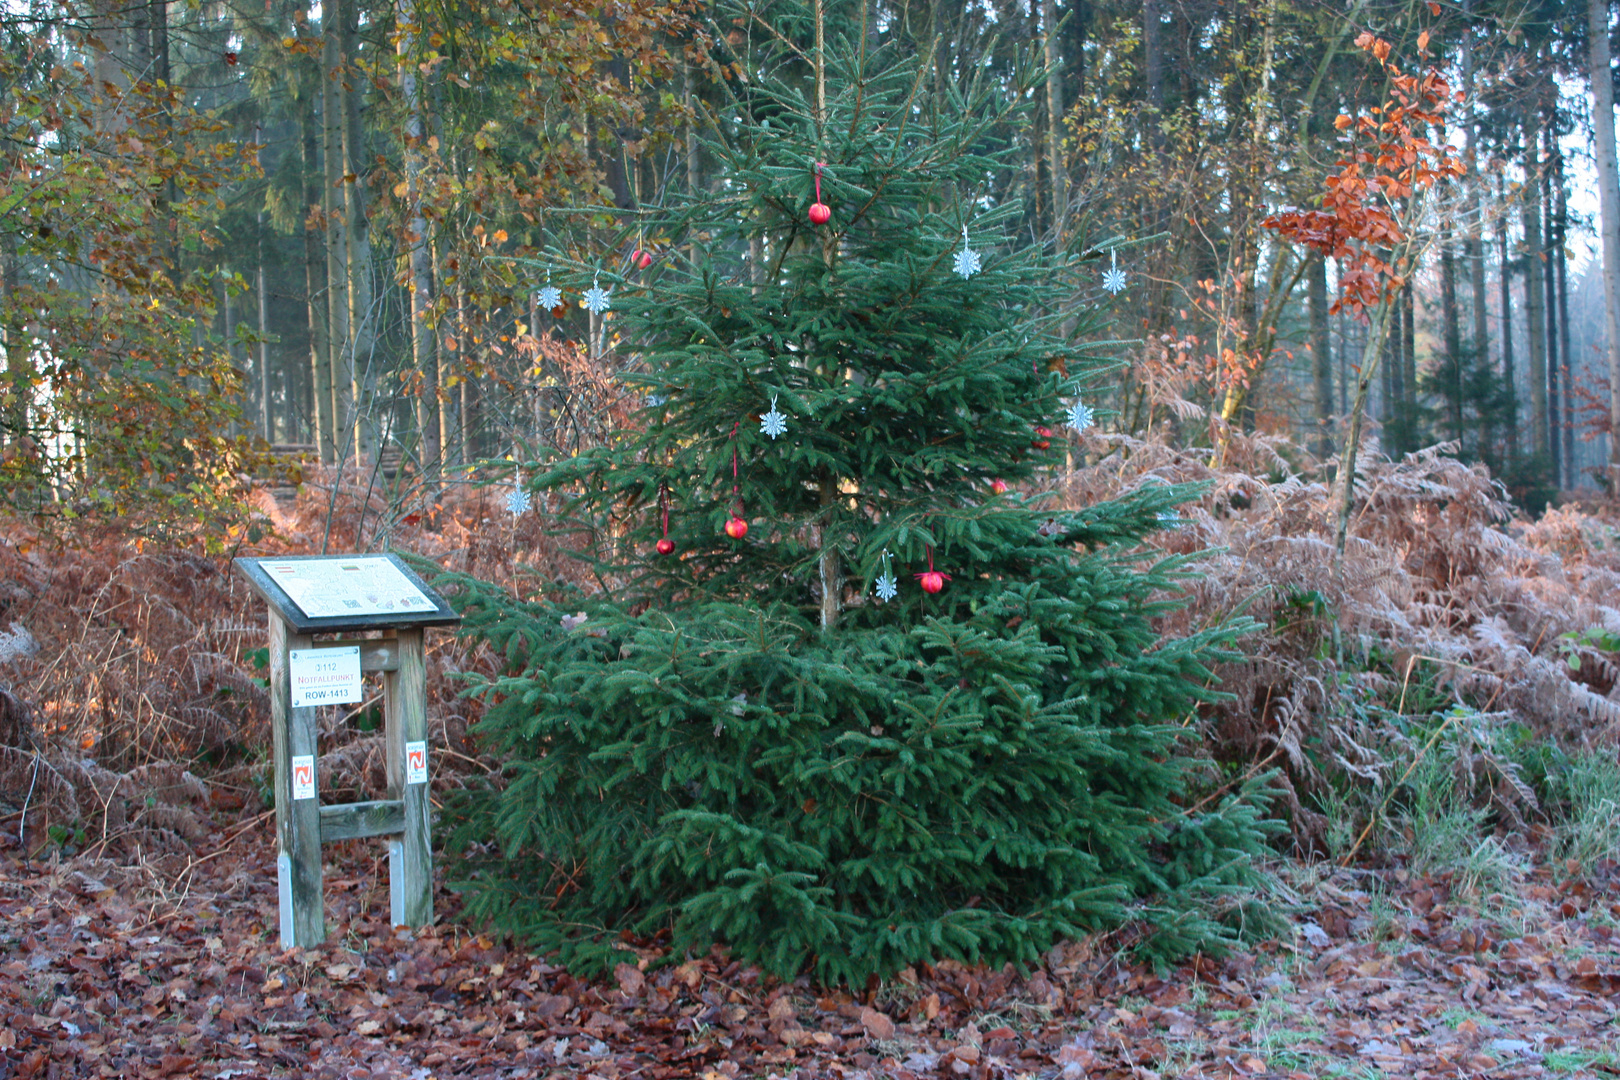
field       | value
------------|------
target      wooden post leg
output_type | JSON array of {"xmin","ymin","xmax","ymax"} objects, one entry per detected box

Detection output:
[
  {"xmin": 270, "ymin": 614, "xmax": 324, "ymax": 948},
  {"xmin": 385, "ymin": 626, "xmax": 432, "ymax": 927}
]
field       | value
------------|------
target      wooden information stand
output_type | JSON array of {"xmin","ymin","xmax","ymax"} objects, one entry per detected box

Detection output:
[{"xmin": 233, "ymin": 554, "xmax": 460, "ymax": 949}]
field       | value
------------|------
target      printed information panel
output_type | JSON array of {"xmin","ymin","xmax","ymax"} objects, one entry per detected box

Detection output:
[
  {"xmin": 261, "ymin": 557, "xmax": 436, "ymax": 620},
  {"xmin": 289, "ymin": 646, "xmax": 363, "ymax": 707}
]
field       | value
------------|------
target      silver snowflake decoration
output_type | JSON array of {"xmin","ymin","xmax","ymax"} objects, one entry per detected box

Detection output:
[
  {"xmin": 875, "ymin": 570, "xmax": 899, "ymax": 603},
  {"xmin": 874, "ymin": 550, "xmax": 899, "ymax": 602},
  {"xmin": 583, "ymin": 273, "xmax": 611, "ymax": 314},
  {"xmin": 506, "ymin": 486, "xmax": 532, "ymax": 515},
  {"xmin": 537, "ymin": 284, "xmax": 562, "ymax": 310},
  {"xmin": 954, "ymin": 226, "xmax": 981, "ymax": 280},
  {"xmin": 760, "ymin": 396, "xmax": 788, "ymax": 439},
  {"xmin": 1101, "ymin": 249, "xmax": 1128, "ymax": 295},
  {"xmin": 1066, "ymin": 399, "xmax": 1096, "ymax": 434}
]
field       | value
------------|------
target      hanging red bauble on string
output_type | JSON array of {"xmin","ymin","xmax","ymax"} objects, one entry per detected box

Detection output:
[
  {"xmin": 633, "ymin": 249, "xmax": 653, "ymax": 269},
  {"xmin": 656, "ymin": 483, "xmax": 676, "ymax": 555},
  {"xmin": 914, "ymin": 545, "xmax": 950, "ymax": 595},
  {"xmin": 1032, "ymin": 425, "xmax": 1052, "ymax": 450},
  {"xmin": 725, "ymin": 516, "xmax": 749, "ymax": 539},
  {"xmin": 991, "ymin": 478, "xmax": 1008, "ymax": 494},
  {"xmin": 808, "ymin": 161, "xmax": 831, "ymax": 224}
]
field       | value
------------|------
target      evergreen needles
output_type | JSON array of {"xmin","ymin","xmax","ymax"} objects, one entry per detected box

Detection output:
[{"xmin": 440, "ymin": 4, "xmax": 1274, "ymax": 985}]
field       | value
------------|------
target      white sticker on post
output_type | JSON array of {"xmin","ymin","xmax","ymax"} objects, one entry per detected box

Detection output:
[
  {"xmin": 291, "ymin": 755, "xmax": 316, "ymax": 800},
  {"xmin": 405, "ymin": 741, "xmax": 428, "ymax": 785},
  {"xmin": 289, "ymin": 646, "xmax": 362, "ymax": 708}
]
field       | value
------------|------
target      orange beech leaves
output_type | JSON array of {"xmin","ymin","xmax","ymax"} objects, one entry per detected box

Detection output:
[{"xmin": 1262, "ymin": 32, "xmax": 1464, "ymax": 315}]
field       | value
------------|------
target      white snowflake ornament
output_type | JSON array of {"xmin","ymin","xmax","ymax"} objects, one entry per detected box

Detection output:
[
  {"xmin": 760, "ymin": 396, "xmax": 788, "ymax": 439},
  {"xmin": 1101, "ymin": 249, "xmax": 1128, "ymax": 295},
  {"xmin": 582, "ymin": 272, "xmax": 611, "ymax": 314},
  {"xmin": 506, "ymin": 485, "xmax": 532, "ymax": 515},
  {"xmin": 1066, "ymin": 399, "xmax": 1095, "ymax": 434},
  {"xmin": 537, "ymin": 269, "xmax": 561, "ymax": 311},
  {"xmin": 954, "ymin": 225, "xmax": 981, "ymax": 280},
  {"xmin": 874, "ymin": 550, "xmax": 899, "ymax": 603}
]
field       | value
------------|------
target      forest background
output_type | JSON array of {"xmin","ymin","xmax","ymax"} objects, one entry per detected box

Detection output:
[
  {"xmin": 1, "ymin": 1, "xmax": 1620, "ymax": 1076},
  {"xmin": 1, "ymin": 0, "xmax": 1616, "ymax": 522}
]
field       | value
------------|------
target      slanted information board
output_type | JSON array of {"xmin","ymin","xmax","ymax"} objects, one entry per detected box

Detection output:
[{"xmin": 233, "ymin": 554, "xmax": 460, "ymax": 948}]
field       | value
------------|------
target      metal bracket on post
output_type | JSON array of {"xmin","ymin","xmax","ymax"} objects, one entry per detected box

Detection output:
[{"xmin": 235, "ymin": 554, "xmax": 460, "ymax": 950}]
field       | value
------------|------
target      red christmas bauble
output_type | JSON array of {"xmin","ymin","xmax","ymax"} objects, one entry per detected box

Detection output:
[
  {"xmin": 1034, "ymin": 426, "xmax": 1053, "ymax": 438},
  {"xmin": 918, "ymin": 571, "xmax": 946, "ymax": 594},
  {"xmin": 1032, "ymin": 439, "xmax": 1050, "ymax": 450},
  {"xmin": 808, "ymin": 202, "xmax": 831, "ymax": 225},
  {"xmin": 551, "ymin": 304, "xmax": 567, "ymax": 319},
  {"xmin": 991, "ymin": 478, "xmax": 1008, "ymax": 494},
  {"xmin": 724, "ymin": 516, "xmax": 749, "ymax": 539},
  {"xmin": 633, "ymin": 249, "xmax": 653, "ymax": 269},
  {"xmin": 656, "ymin": 538, "xmax": 675, "ymax": 556},
  {"xmin": 1032, "ymin": 426, "xmax": 1053, "ymax": 451}
]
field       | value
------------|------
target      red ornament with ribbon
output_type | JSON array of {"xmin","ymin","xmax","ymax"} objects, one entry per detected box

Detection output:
[
  {"xmin": 915, "ymin": 546, "xmax": 950, "ymax": 594},
  {"xmin": 655, "ymin": 483, "xmax": 675, "ymax": 555},
  {"xmin": 723, "ymin": 421, "xmax": 749, "ymax": 540},
  {"xmin": 808, "ymin": 162, "xmax": 831, "ymax": 225}
]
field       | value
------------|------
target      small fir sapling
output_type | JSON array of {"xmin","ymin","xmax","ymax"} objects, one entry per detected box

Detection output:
[{"xmin": 439, "ymin": 4, "xmax": 1274, "ymax": 985}]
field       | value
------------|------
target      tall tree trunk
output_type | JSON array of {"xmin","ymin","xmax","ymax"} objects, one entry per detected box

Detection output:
[
  {"xmin": 1543, "ymin": 119, "xmax": 1561, "ymax": 487},
  {"xmin": 1557, "ymin": 169, "xmax": 1575, "ymax": 483},
  {"xmin": 1401, "ymin": 281, "xmax": 1416, "ymax": 453},
  {"xmin": 301, "ymin": 93, "xmax": 334, "ymax": 460},
  {"xmin": 341, "ymin": 0, "xmax": 375, "ymax": 465},
  {"xmin": 322, "ymin": 1, "xmax": 352, "ymax": 463},
  {"xmin": 399, "ymin": 0, "xmax": 440, "ymax": 471},
  {"xmin": 1522, "ymin": 118, "xmax": 1548, "ymax": 466},
  {"xmin": 1592, "ymin": 0, "xmax": 1620, "ymax": 488},
  {"xmin": 1, "ymin": 236, "xmax": 27, "ymax": 448},
  {"xmin": 258, "ymin": 212, "xmax": 272, "ymax": 441},
  {"xmin": 1309, "ymin": 252, "xmax": 1333, "ymax": 456},
  {"xmin": 1143, "ymin": 0, "xmax": 1163, "ymax": 129},
  {"xmin": 1041, "ymin": 0, "xmax": 1065, "ymax": 236},
  {"xmin": 1496, "ymin": 170, "xmax": 1517, "ymax": 463},
  {"xmin": 1441, "ymin": 236, "xmax": 1462, "ymax": 448},
  {"xmin": 1463, "ymin": 0, "xmax": 1491, "ymax": 455}
]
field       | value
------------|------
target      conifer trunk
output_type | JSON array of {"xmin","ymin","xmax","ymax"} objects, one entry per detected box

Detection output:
[
  {"xmin": 1441, "ymin": 236, "xmax": 1462, "ymax": 446},
  {"xmin": 1557, "ymin": 174, "xmax": 1575, "ymax": 481},
  {"xmin": 301, "ymin": 97, "xmax": 334, "ymax": 460},
  {"xmin": 1591, "ymin": 0, "xmax": 1620, "ymax": 487},
  {"xmin": 341, "ymin": 0, "xmax": 375, "ymax": 465},
  {"xmin": 399, "ymin": 0, "xmax": 440, "ymax": 471},
  {"xmin": 1463, "ymin": 1, "xmax": 1491, "ymax": 455},
  {"xmin": 1496, "ymin": 170, "xmax": 1517, "ymax": 462},
  {"xmin": 1543, "ymin": 120, "xmax": 1561, "ymax": 486},
  {"xmin": 1522, "ymin": 115, "xmax": 1548, "ymax": 465},
  {"xmin": 1041, "ymin": 0, "xmax": 1065, "ymax": 234},
  {"xmin": 258, "ymin": 211, "xmax": 272, "ymax": 441},
  {"xmin": 322, "ymin": 2, "xmax": 352, "ymax": 463}
]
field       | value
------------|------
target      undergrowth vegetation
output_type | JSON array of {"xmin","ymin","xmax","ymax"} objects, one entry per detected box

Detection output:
[{"xmin": 0, "ymin": 429, "xmax": 1615, "ymax": 964}]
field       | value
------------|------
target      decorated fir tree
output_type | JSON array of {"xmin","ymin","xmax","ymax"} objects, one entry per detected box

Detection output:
[{"xmin": 442, "ymin": 8, "xmax": 1274, "ymax": 984}]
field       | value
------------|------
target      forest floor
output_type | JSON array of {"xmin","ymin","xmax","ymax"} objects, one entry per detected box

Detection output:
[{"xmin": 0, "ymin": 811, "xmax": 1615, "ymax": 1080}]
